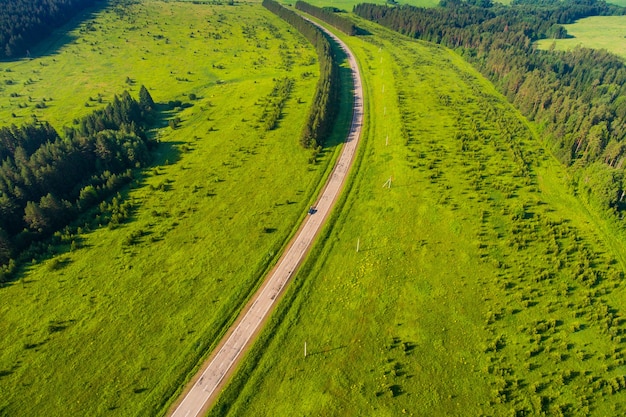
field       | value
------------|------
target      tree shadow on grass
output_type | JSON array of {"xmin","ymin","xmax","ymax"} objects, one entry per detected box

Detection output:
[
  {"xmin": 321, "ymin": 42, "xmax": 352, "ymax": 151},
  {"xmin": 0, "ymin": 369, "xmax": 13, "ymax": 379},
  {"xmin": 149, "ymin": 102, "xmax": 193, "ymax": 132},
  {"xmin": 48, "ymin": 319, "xmax": 76, "ymax": 334},
  {"xmin": 355, "ymin": 27, "xmax": 372, "ymax": 36},
  {"xmin": 307, "ymin": 345, "xmax": 346, "ymax": 357},
  {"xmin": 375, "ymin": 383, "xmax": 405, "ymax": 398},
  {"xmin": 23, "ymin": 340, "xmax": 47, "ymax": 351},
  {"xmin": 389, "ymin": 384, "xmax": 404, "ymax": 397}
]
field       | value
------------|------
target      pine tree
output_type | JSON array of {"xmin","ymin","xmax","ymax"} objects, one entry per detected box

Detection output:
[
  {"xmin": 139, "ymin": 85, "xmax": 155, "ymax": 111},
  {"xmin": 0, "ymin": 227, "xmax": 11, "ymax": 265}
]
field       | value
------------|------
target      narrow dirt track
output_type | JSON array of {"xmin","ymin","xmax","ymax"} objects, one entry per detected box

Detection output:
[{"xmin": 169, "ymin": 20, "xmax": 364, "ymax": 417}]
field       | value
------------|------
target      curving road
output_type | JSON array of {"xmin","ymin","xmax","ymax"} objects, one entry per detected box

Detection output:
[{"xmin": 169, "ymin": 20, "xmax": 363, "ymax": 417}]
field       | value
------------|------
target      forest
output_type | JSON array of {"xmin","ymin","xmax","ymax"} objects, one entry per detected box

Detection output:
[
  {"xmin": 355, "ymin": 0, "xmax": 626, "ymax": 216},
  {"xmin": 0, "ymin": 86, "xmax": 157, "ymax": 273},
  {"xmin": 295, "ymin": 1, "xmax": 357, "ymax": 36},
  {"xmin": 262, "ymin": 0, "xmax": 339, "ymax": 149},
  {"xmin": 0, "ymin": 0, "xmax": 101, "ymax": 58}
]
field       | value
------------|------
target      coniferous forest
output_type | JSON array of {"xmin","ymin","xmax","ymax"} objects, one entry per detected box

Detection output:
[
  {"xmin": 295, "ymin": 1, "xmax": 358, "ymax": 36},
  {"xmin": 0, "ymin": 0, "xmax": 101, "ymax": 58},
  {"xmin": 0, "ymin": 87, "xmax": 157, "ymax": 272},
  {"xmin": 355, "ymin": 0, "xmax": 626, "ymax": 216}
]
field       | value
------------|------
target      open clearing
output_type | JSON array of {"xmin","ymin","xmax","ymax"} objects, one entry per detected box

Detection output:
[
  {"xmin": 536, "ymin": 15, "xmax": 626, "ymax": 59},
  {"xmin": 0, "ymin": 1, "xmax": 343, "ymax": 415},
  {"xmin": 210, "ymin": 15, "xmax": 626, "ymax": 417}
]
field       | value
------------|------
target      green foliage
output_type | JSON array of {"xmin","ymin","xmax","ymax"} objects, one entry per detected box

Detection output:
[
  {"xmin": 0, "ymin": 88, "xmax": 156, "ymax": 267},
  {"xmin": 289, "ymin": 0, "xmax": 440, "ymax": 7},
  {"xmin": 263, "ymin": 0, "xmax": 340, "ymax": 148},
  {"xmin": 577, "ymin": 161, "xmax": 624, "ymax": 212},
  {"xmin": 0, "ymin": 2, "xmax": 327, "ymax": 415},
  {"xmin": 354, "ymin": 0, "xmax": 626, "ymax": 215},
  {"xmin": 0, "ymin": 0, "xmax": 101, "ymax": 58},
  {"xmin": 211, "ymin": 16, "xmax": 626, "ymax": 417},
  {"xmin": 295, "ymin": 1, "xmax": 358, "ymax": 35},
  {"xmin": 257, "ymin": 77, "xmax": 293, "ymax": 131},
  {"xmin": 139, "ymin": 84, "xmax": 155, "ymax": 111},
  {"xmin": 0, "ymin": 228, "xmax": 11, "ymax": 266}
]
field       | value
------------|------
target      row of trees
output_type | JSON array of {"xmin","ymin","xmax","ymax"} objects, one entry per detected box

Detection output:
[
  {"xmin": 0, "ymin": 86, "xmax": 157, "ymax": 267},
  {"xmin": 259, "ymin": 77, "xmax": 294, "ymax": 131},
  {"xmin": 295, "ymin": 1, "xmax": 357, "ymax": 36},
  {"xmin": 0, "ymin": 0, "xmax": 100, "ymax": 58},
  {"xmin": 354, "ymin": 0, "xmax": 626, "ymax": 213},
  {"xmin": 262, "ymin": 0, "xmax": 340, "ymax": 149}
]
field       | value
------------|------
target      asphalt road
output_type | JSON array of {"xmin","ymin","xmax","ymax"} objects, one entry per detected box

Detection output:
[{"xmin": 169, "ymin": 21, "xmax": 363, "ymax": 417}]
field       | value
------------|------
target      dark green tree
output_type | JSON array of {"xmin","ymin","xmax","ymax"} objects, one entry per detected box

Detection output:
[
  {"xmin": 23, "ymin": 200, "xmax": 47, "ymax": 232},
  {"xmin": 139, "ymin": 85, "xmax": 155, "ymax": 111},
  {"xmin": 0, "ymin": 88, "xmax": 156, "ymax": 266},
  {"xmin": 0, "ymin": 227, "xmax": 11, "ymax": 265}
]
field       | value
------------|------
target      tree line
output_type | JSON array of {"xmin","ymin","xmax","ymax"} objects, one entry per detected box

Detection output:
[
  {"xmin": 354, "ymin": 0, "xmax": 626, "ymax": 215},
  {"xmin": 258, "ymin": 77, "xmax": 294, "ymax": 131},
  {"xmin": 0, "ymin": 0, "xmax": 101, "ymax": 58},
  {"xmin": 0, "ymin": 86, "xmax": 157, "ymax": 269},
  {"xmin": 295, "ymin": 1, "xmax": 357, "ymax": 36},
  {"xmin": 262, "ymin": 0, "xmax": 340, "ymax": 149}
]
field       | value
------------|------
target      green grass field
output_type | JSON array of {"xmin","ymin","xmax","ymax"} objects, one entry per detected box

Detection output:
[
  {"xmin": 536, "ymin": 16, "xmax": 626, "ymax": 59},
  {"xmin": 3, "ymin": 1, "xmax": 626, "ymax": 416},
  {"xmin": 0, "ymin": 1, "xmax": 348, "ymax": 415},
  {"xmin": 210, "ymin": 16, "xmax": 626, "ymax": 417}
]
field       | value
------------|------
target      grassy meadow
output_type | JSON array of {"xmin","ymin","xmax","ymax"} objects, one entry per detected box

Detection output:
[
  {"xmin": 536, "ymin": 16, "xmax": 626, "ymax": 59},
  {"xmin": 0, "ymin": 1, "xmax": 346, "ymax": 415},
  {"xmin": 210, "ymin": 15, "xmax": 626, "ymax": 417}
]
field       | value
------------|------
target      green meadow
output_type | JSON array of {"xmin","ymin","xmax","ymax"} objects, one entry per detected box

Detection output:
[
  {"xmin": 211, "ymin": 15, "xmax": 626, "ymax": 417},
  {"xmin": 3, "ymin": 1, "xmax": 626, "ymax": 416},
  {"xmin": 0, "ymin": 1, "xmax": 344, "ymax": 415},
  {"xmin": 536, "ymin": 15, "xmax": 626, "ymax": 59}
]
